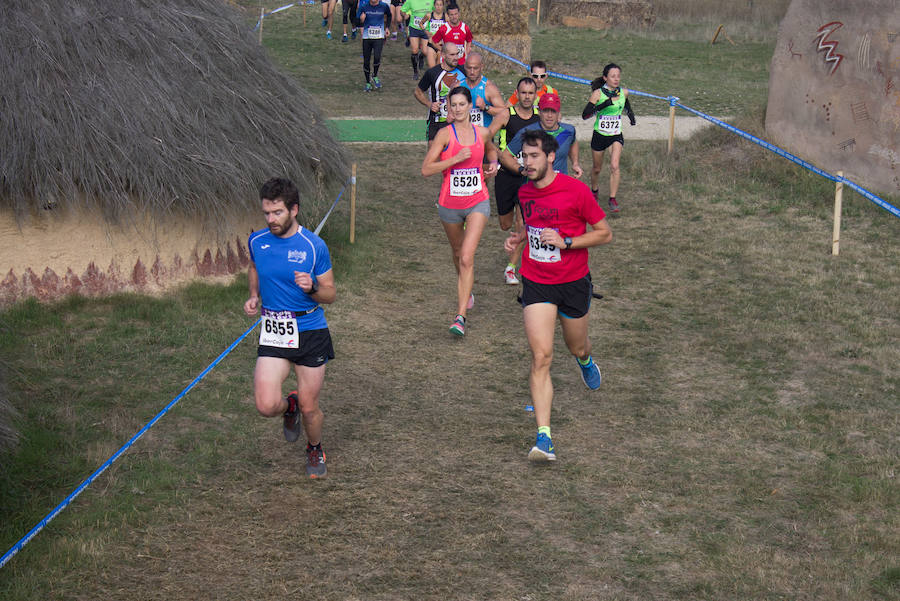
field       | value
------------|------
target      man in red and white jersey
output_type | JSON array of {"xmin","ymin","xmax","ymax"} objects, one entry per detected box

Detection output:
[
  {"xmin": 504, "ymin": 129, "xmax": 612, "ymax": 464},
  {"xmin": 430, "ymin": 1, "xmax": 472, "ymax": 65}
]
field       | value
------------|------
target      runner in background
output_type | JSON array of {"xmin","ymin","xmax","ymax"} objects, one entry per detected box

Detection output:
[
  {"xmin": 421, "ymin": 87, "xmax": 499, "ymax": 337},
  {"xmin": 341, "ymin": 0, "xmax": 359, "ymax": 43},
  {"xmin": 321, "ymin": 0, "xmax": 338, "ymax": 40},
  {"xmin": 389, "ymin": 0, "xmax": 405, "ymax": 41},
  {"xmin": 507, "ymin": 60, "xmax": 557, "ymax": 106},
  {"xmin": 422, "ymin": 0, "xmax": 447, "ymax": 68},
  {"xmin": 582, "ymin": 63, "xmax": 636, "ymax": 213},
  {"xmin": 501, "ymin": 92, "xmax": 582, "ymax": 178},
  {"xmin": 490, "ymin": 77, "xmax": 539, "ymax": 285},
  {"xmin": 401, "ymin": 0, "xmax": 433, "ymax": 79},
  {"xmin": 430, "ymin": 1, "xmax": 472, "ymax": 66},
  {"xmin": 459, "ymin": 52, "xmax": 505, "ymax": 134},
  {"xmin": 414, "ymin": 42, "xmax": 465, "ymax": 142},
  {"xmin": 357, "ymin": 0, "xmax": 391, "ymax": 91}
]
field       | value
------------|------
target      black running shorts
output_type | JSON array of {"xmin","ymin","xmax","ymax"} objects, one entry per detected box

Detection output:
[
  {"xmin": 590, "ymin": 132, "xmax": 625, "ymax": 152},
  {"xmin": 257, "ymin": 328, "xmax": 335, "ymax": 367},
  {"xmin": 494, "ymin": 168, "xmax": 525, "ymax": 217},
  {"xmin": 520, "ymin": 274, "xmax": 592, "ymax": 319}
]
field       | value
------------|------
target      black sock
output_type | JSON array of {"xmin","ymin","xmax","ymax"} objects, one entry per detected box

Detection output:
[{"xmin": 411, "ymin": 54, "xmax": 418, "ymax": 72}]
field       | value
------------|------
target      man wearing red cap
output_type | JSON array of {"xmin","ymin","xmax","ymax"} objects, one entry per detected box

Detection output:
[{"xmin": 500, "ymin": 92, "xmax": 582, "ymax": 178}]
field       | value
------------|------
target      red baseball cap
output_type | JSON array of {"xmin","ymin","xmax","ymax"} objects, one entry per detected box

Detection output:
[{"xmin": 538, "ymin": 92, "xmax": 561, "ymax": 112}]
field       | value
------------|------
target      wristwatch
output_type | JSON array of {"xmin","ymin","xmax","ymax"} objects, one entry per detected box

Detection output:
[
  {"xmin": 309, "ymin": 281, "xmax": 319, "ymax": 295},
  {"xmin": 564, "ymin": 237, "xmax": 573, "ymax": 250}
]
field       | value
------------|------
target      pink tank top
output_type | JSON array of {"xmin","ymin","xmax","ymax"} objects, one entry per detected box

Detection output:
[{"xmin": 438, "ymin": 124, "xmax": 489, "ymax": 209}]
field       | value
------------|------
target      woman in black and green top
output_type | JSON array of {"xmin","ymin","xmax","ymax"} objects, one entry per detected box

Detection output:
[
  {"xmin": 423, "ymin": 0, "xmax": 447, "ymax": 68},
  {"xmin": 582, "ymin": 63, "xmax": 635, "ymax": 213}
]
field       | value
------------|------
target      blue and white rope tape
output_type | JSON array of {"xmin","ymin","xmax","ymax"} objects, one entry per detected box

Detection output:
[{"xmin": 472, "ymin": 40, "xmax": 898, "ymax": 219}]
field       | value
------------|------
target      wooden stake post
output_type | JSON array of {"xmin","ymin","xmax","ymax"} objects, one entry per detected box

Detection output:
[
  {"xmin": 832, "ymin": 171, "xmax": 843, "ymax": 256},
  {"xmin": 258, "ymin": 7, "xmax": 264, "ymax": 44},
  {"xmin": 667, "ymin": 105, "xmax": 676, "ymax": 154},
  {"xmin": 350, "ymin": 163, "xmax": 357, "ymax": 244}
]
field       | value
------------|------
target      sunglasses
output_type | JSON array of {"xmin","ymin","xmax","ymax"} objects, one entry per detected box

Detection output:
[{"xmin": 531, "ymin": 73, "xmax": 548, "ymax": 79}]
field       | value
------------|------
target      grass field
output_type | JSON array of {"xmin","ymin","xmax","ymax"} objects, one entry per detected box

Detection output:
[{"xmin": 1, "ymin": 4, "xmax": 899, "ymax": 600}]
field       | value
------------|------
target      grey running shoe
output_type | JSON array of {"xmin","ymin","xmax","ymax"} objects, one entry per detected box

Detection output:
[
  {"xmin": 283, "ymin": 391, "xmax": 301, "ymax": 442},
  {"xmin": 306, "ymin": 444, "xmax": 327, "ymax": 478}
]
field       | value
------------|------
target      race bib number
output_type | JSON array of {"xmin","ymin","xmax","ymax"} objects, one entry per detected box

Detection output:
[
  {"xmin": 412, "ymin": 16, "xmax": 424, "ymax": 28},
  {"xmin": 469, "ymin": 108, "xmax": 484, "ymax": 125},
  {"xmin": 260, "ymin": 310, "xmax": 299, "ymax": 349},
  {"xmin": 450, "ymin": 167, "xmax": 482, "ymax": 196},
  {"xmin": 527, "ymin": 225, "xmax": 561, "ymax": 263},
  {"xmin": 366, "ymin": 25, "xmax": 384, "ymax": 39},
  {"xmin": 596, "ymin": 114, "xmax": 622, "ymax": 135},
  {"xmin": 439, "ymin": 97, "xmax": 448, "ymax": 119}
]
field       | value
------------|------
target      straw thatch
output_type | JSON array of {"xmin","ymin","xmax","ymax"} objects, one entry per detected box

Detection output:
[{"xmin": 0, "ymin": 0, "xmax": 349, "ymax": 223}]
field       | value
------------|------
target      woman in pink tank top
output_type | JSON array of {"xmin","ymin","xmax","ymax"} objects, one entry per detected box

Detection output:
[{"xmin": 422, "ymin": 86, "xmax": 499, "ymax": 336}]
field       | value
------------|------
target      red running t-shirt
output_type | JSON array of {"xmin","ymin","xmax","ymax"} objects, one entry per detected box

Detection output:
[
  {"xmin": 517, "ymin": 173, "xmax": 606, "ymax": 284},
  {"xmin": 432, "ymin": 21, "xmax": 473, "ymax": 63}
]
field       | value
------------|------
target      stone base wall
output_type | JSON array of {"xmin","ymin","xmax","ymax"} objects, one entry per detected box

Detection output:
[{"xmin": 0, "ymin": 208, "xmax": 260, "ymax": 305}]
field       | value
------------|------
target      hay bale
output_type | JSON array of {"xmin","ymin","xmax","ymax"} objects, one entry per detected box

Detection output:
[
  {"xmin": 454, "ymin": 0, "xmax": 532, "ymax": 70},
  {"xmin": 545, "ymin": 0, "xmax": 656, "ymax": 29}
]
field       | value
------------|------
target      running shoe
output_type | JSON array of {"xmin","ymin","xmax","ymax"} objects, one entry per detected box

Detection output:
[
  {"xmin": 412, "ymin": 72, "xmax": 419, "ymax": 80},
  {"xmin": 364, "ymin": 82, "xmax": 374, "ymax": 92},
  {"xmin": 326, "ymin": 30, "xmax": 332, "ymax": 40},
  {"xmin": 390, "ymin": 32, "xmax": 398, "ymax": 41},
  {"xmin": 283, "ymin": 391, "xmax": 301, "ymax": 443},
  {"xmin": 351, "ymin": 28, "xmax": 357, "ymax": 40},
  {"xmin": 608, "ymin": 197, "xmax": 620, "ymax": 213},
  {"xmin": 528, "ymin": 432, "xmax": 556, "ymax": 462},
  {"xmin": 321, "ymin": 17, "xmax": 328, "ymax": 27},
  {"xmin": 373, "ymin": 76, "xmax": 382, "ymax": 90},
  {"xmin": 341, "ymin": 33, "xmax": 348, "ymax": 43},
  {"xmin": 504, "ymin": 265, "xmax": 519, "ymax": 285},
  {"xmin": 577, "ymin": 357, "xmax": 602, "ymax": 390},
  {"xmin": 306, "ymin": 444, "xmax": 327, "ymax": 479},
  {"xmin": 449, "ymin": 314, "xmax": 466, "ymax": 336}
]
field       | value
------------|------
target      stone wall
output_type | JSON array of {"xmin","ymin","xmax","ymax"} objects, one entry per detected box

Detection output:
[{"xmin": 765, "ymin": 0, "xmax": 900, "ymax": 196}]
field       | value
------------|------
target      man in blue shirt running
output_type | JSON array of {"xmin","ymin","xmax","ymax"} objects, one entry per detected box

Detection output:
[
  {"xmin": 500, "ymin": 92, "xmax": 583, "ymax": 178},
  {"xmin": 244, "ymin": 178, "xmax": 337, "ymax": 479}
]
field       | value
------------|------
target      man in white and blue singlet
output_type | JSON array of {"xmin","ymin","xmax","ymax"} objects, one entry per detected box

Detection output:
[{"xmin": 244, "ymin": 178, "xmax": 336, "ymax": 479}]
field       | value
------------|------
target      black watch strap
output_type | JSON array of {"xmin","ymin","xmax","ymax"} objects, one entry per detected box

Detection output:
[{"xmin": 564, "ymin": 237, "xmax": 573, "ymax": 250}]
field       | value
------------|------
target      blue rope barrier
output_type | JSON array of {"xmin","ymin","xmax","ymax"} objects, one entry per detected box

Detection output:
[
  {"xmin": 1, "ymin": 182, "xmax": 353, "ymax": 569},
  {"xmin": 0, "ymin": 319, "xmax": 261, "ymax": 569},
  {"xmin": 472, "ymin": 40, "xmax": 900, "ymax": 220},
  {"xmin": 253, "ymin": 1, "xmax": 317, "ymax": 31}
]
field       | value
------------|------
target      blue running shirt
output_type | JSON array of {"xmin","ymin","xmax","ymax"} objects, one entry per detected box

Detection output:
[{"xmin": 248, "ymin": 226, "xmax": 332, "ymax": 331}]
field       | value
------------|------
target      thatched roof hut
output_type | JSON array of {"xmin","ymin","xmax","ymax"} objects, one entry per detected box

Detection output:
[{"xmin": 0, "ymin": 0, "xmax": 348, "ymax": 304}]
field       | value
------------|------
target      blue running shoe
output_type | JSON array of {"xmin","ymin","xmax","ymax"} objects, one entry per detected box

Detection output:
[
  {"xmin": 341, "ymin": 33, "xmax": 348, "ymax": 43},
  {"xmin": 351, "ymin": 28, "xmax": 357, "ymax": 40},
  {"xmin": 373, "ymin": 76, "xmax": 382, "ymax": 89},
  {"xmin": 326, "ymin": 30, "xmax": 332, "ymax": 40},
  {"xmin": 321, "ymin": 17, "xmax": 328, "ymax": 27},
  {"xmin": 528, "ymin": 432, "xmax": 556, "ymax": 462},
  {"xmin": 578, "ymin": 357, "xmax": 602, "ymax": 389}
]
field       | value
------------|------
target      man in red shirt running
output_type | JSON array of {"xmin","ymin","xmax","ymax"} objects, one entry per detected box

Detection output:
[
  {"xmin": 430, "ymin": 1, "xmax": 472, "ymax": 65},
  {"xmin": 504, "ymin": 129, "xmax": 612, "ymax": 463}
]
